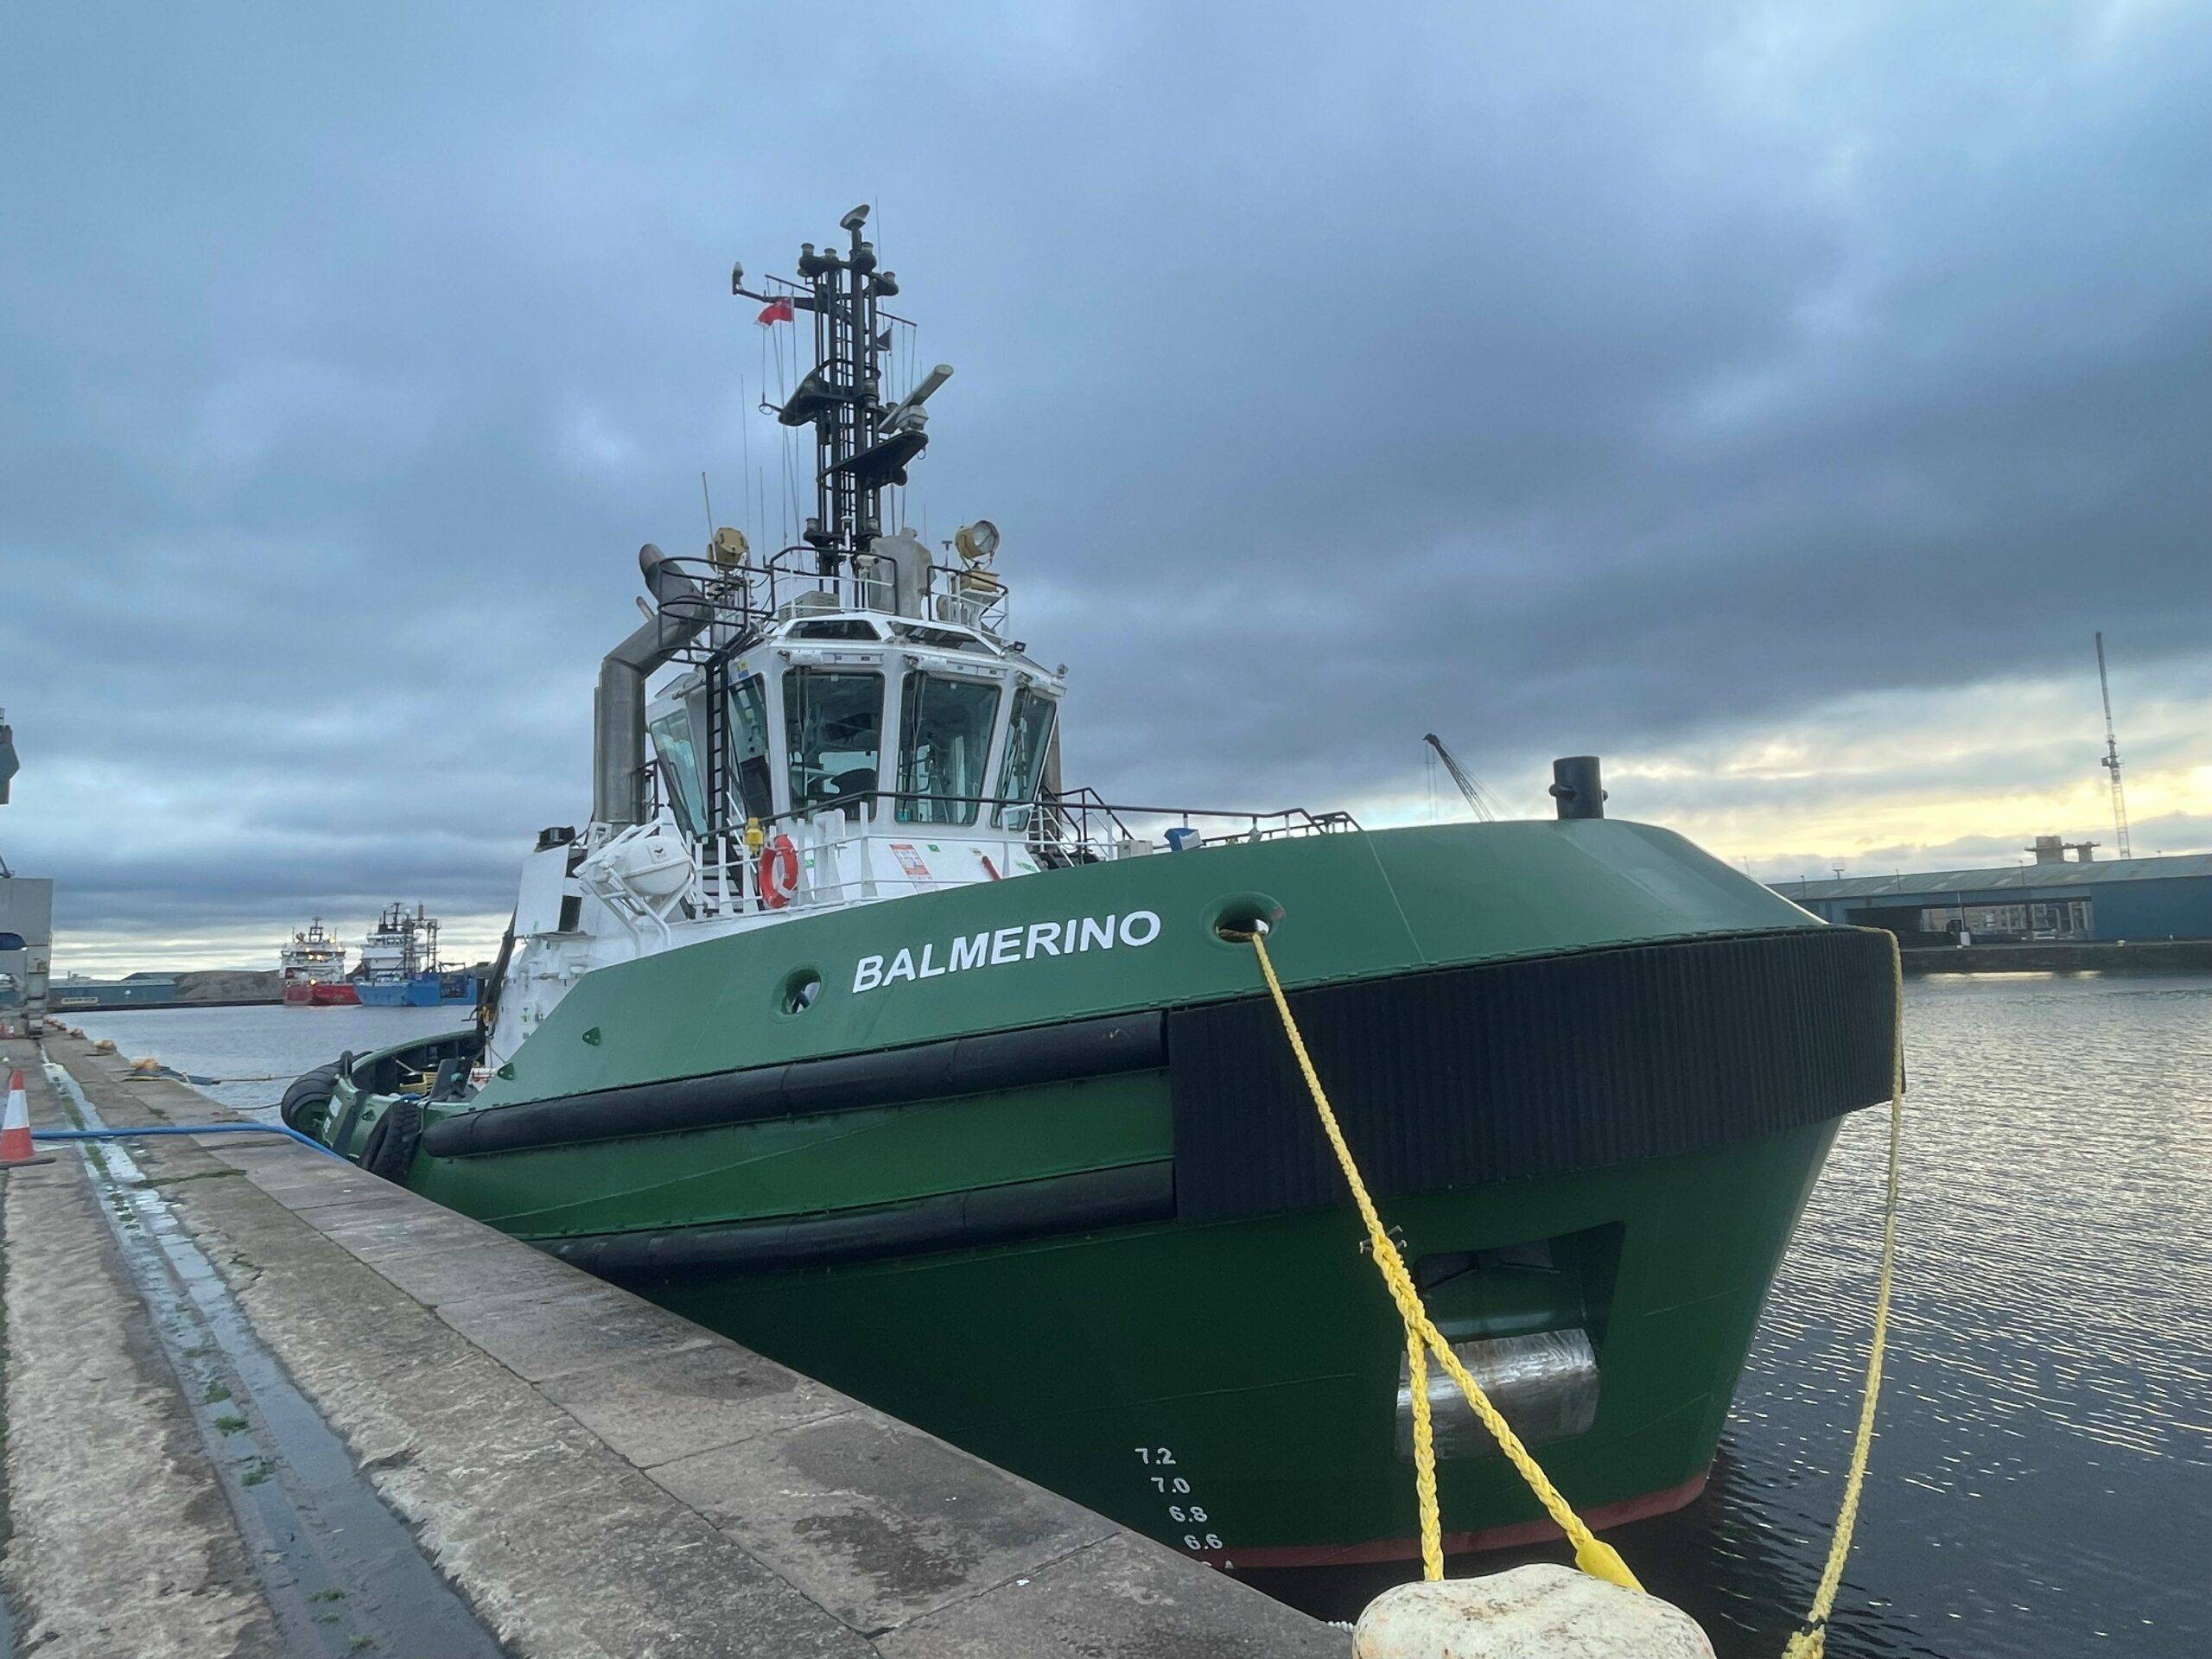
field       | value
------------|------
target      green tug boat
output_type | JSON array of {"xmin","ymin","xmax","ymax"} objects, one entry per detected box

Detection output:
[{"xmin": 289, "ymin": 205, "xmax": 1896, "ymax": 1570}]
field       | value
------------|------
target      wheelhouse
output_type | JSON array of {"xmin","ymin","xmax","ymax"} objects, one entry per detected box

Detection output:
[
  {"xmin": 475, "ymin": 201, "xmax": 1359, "ymax": 1071},
  {"xmin": 642, "ymin": 601, "xmax": 1063, "ymax": 849}
]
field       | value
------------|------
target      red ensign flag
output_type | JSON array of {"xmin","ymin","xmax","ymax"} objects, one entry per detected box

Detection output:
[{"xmin": 757, "ymin": 298, "xmax": 795, "ymax": 325}]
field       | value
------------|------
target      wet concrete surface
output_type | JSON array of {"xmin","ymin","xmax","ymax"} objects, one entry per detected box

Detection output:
[
  {"xmin": 0, "ymin": 1044, "xmax": 287, "ymax": 1657},
  {"xmin": 6, "ymin": 1034, "xmax": 1344, "ymax": 1658},
  {"xmin": 43, "ymin": 1059, "xmax": 505, "ymax": 1658}
]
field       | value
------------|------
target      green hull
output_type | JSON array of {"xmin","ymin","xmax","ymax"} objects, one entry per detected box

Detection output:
[
  {"xmin": 632, "ymin": 1121, "xmax": 1839, "ymax": 1563},
  {"xmin": 316, "ymin": 822, "xmax": 1892, "ymax": 1563}
]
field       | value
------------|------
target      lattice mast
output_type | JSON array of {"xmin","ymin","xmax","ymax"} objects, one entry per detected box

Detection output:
[
  {"xmin": 2094, "ymin": 631, "xmax": 2132, "ymax": 859},
  {"xmin": 733, "ymin": 204, "xmax": 950, "ymax": 572}
]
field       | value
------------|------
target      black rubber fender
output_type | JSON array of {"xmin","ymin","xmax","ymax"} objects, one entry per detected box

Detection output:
[
  {"xmin": 277, "ymin": 1062, "xmax": 341, "ymax": 1133},
  {"xmin": 362, "ymin": 1097, "xmax": 424, "ymax": 1184}
]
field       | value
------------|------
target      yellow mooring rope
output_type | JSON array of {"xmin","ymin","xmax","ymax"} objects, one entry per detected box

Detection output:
[
  {"xmin": 1781, "ymin": 929, "xmax": 1905, "ymax": 1659},
  {"xmin": 1243, "ymin": 925, "xmax": 1906, "ymax": 1638},
  {"xmin": 1243, "ymin": 931, "xmax": 1643, "ymax": 1591}
]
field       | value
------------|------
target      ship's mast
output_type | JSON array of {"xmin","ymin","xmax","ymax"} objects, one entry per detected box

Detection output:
[
  {"xmin": 733, "ymin": 204, "xmax": 950, "ymax": 572},
  {"xmin": 2094, "ymin": 631, "xmax": 2132, "ymax": 859}
]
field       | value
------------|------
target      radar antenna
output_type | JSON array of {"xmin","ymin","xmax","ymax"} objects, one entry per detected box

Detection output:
[
  {"xmin": 732, "ymin": 204, "xmax": 949, "ymax": 574},
  {"xmin": 1422, "ymin": 733, "xmax": 1499, "ymax": 823},
  {"xmin": 2094, "ymin": 632, "xmax": 2132, "ymax": 859}
]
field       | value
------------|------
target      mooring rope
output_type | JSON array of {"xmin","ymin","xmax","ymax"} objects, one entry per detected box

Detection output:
[
  {"xmin": 1240, "ymin": 929, "xmax": 1642, "ymax": 1591},
  {"xmin": 1783, "ymin": 929, "xmax": 1905, "ymax": 1658},
  {"xmin": 124, "ymin": 1064, "xmax": 291, "ymax": 1086},
  {"xmin": 1241, "ymin": 924, "xmax": 1906, "ymax": 1637}
]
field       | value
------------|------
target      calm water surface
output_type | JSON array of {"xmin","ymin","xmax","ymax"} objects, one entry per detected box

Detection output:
[
  {"xmin": 1621, "ymin": 970, "xmax": 2210, "ymax": 1656},
  {"xmin": 1253, "ymin": 971, "xmax": 2212, "ymax": 1656},
  {"xmin": 68, "ymin": 974, "xmax": 2212, "ymax": 1656},
  {"xmin": 67, "ymin": 1002, "xmax": 461, "ymax": 1120}
]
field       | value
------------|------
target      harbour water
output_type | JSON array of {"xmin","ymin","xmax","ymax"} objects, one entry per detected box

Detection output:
[
  {"xmin": 68, "ymin": 971, "xmax": 2212, "ymax": 1657},
  {"xmin": 1599, "ymin": 968, "xmax": 2211, "ymax": 1656},
  {"xmin": 66, "ymin": 1002, "xmax": 460, "ymax": 1121}
]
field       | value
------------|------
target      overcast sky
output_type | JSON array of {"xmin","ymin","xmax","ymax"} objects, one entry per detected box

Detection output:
[{"xmin": 3, "ymin": 2, "xmax": 2209, "ymax": 973}]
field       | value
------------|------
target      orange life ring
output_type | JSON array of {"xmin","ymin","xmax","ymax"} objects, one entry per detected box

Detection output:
[{"xmin": 757, "ymin": 835, "xmax": 800, "ymax": 909}]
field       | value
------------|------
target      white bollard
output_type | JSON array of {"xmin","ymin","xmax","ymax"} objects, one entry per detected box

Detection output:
[{"xmin": 1353, "ymin": 1565, "xmax": 1715, "ymax": 1659}]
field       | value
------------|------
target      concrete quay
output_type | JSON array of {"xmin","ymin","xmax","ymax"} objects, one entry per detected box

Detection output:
[
  {"xmin": 3, "ymin": 1032, "xmax": 1348, "ymax": 1659},
  {"xmin": 1901, "ymin": 938, "xmax": 2212, "ymax": 974}
]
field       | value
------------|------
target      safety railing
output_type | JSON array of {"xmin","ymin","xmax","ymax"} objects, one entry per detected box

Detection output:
[
  {"xmin": 644, "ymin": 544, "xmax": 1014, "ymax": 664},
  {"xmin": 589, "ymin": 782, "xmax": 1360, "ymax": 928}
]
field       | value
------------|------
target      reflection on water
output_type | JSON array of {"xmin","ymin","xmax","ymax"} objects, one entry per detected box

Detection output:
[
  {"xmin": 58, "ymin": 976, "xmax": 2212, "ymax": 1655},
  {"xmin": 1250, "ymin": 973, "xmax": 2212, "ymax": 1656}
]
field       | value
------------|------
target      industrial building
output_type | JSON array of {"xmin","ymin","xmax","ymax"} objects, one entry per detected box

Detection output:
[
  {"xmin": 45, "ymin": 972, "xmax": 184, "ymax": 1010},
  {"xmin": 1774, "ymin": 839, "xmax": 2212, "ymax": 945}
]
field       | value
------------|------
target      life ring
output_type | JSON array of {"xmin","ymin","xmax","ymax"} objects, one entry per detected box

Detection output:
[{"xmin": 757, "ymin": 835, "xmax": 801, "ymax": 909}]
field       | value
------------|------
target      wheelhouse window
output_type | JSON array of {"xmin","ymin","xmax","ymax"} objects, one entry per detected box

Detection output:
[
  {"xmin": 785, "ymin": 669, "xmax": 884, "ymax": 816},
  {"xmin": 728, "ymin": 675, "xmax": 774, "ymax": 823},
  {"xmin": 897, "ymin": 672, "xmax": 1001, "ymax": 824},
  {"xmin": 786, "ymin": 620, "xmax": 882, "ymax": 641},
  {"xmin": 648, "ymin": 706, "xmax": 705, "ymax": 837},
  {"xmin": 994, "ymin": 688, "xmax": 1058, "ymax": 830}
]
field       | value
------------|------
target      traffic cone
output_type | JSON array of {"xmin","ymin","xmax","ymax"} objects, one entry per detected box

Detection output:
[{"xmin": 2, "ymin": 1068, "xmax": 55, "ymax": 1168}]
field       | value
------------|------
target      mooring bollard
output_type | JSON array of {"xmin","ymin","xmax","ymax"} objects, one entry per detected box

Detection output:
[
  {"xmin": 1549, "ymin": 755, "xmax": 1607, "ymax": 821},
  {"xmin": 1354, "ymin": 1566, "xmax": 1715, "ymax": 1659}
]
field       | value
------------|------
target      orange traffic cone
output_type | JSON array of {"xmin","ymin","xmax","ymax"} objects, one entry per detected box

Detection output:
[{"xmin": 2, "ymin": 1068, "xmax": 56, "ymax": 1168}]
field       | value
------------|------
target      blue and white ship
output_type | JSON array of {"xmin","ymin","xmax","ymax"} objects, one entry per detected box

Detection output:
[{"xmin": 353, "ymin": 902, "xmax": 477, "ymax": 1007}]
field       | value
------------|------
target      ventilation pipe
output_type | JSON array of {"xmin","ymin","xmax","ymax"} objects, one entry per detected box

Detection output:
[{"xmin": 593, "ymin": 546, "xmax": 713, "ymax": 827}]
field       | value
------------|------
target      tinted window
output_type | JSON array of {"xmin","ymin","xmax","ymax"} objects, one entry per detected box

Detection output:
[
  {"xmin": 994, "ymin": 690, "xmax": 1057, "ymax": 830},
  {"xmin": 897, "ymin": 673, "xmax": 1001, "ymax": 824},
  {"xmin": 787, "ymin": 620, "xmax": 881, "ymax": 640},
  {"xmin": 648, "ymin": 706, "xmax": 705, "ymax": 837},
  {"xmin": 785, "ymin": 670, "xmax": 884, "ymax": 814},
  {"xmin": 728, "ymin": 676, "xmax": 774, "ymax": 823}
]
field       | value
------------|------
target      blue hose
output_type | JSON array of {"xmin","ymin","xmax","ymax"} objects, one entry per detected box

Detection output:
[{"xmin": 34, "ymin": 1123, "xmax": 351, "ymax": 1161}]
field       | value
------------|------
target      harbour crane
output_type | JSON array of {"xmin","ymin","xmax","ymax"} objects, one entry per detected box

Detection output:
[
  {"xmin": 2094, "ymin": 632, "xmax": 2132, "ymax": 859},
  {"xmin": 1422, "ymin": 732, "xmax": 1500, "ymax": 823}
]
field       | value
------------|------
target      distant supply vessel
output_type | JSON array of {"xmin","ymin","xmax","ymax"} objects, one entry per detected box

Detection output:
[
  {"xmin": 279, "ymin": 918, "xmax": 357, "ymax": 1006},
  {"xmin": 353, "ymin": 904, "xmax": 476, "ymax": 1007},
  {"xmin": 287, "ymin": 207, "xmax": 1897, "ymax": 1567}
]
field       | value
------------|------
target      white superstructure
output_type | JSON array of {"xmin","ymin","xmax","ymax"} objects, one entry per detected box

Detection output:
[
  {"xmin": 477, "ymin": 207, "xmax": 1351, "ymax": 1071},
  {"xmin": 278, "ymin": 918, "xmax": 348, "ymax": 986}
]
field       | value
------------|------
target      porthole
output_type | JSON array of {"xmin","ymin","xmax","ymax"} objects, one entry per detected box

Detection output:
[
  {"xmin": 1211, "ymin": 893, "xmax": 1285, "ymax": 944},
  {"xmin": 779, "ymin": 969, "xmax": 823, "ymax": 1015}
]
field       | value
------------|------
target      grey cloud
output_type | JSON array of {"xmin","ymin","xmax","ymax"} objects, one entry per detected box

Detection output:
[{"xmin": 3, "ymin": 1, "xmax": 2209, "ymax": 954}]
